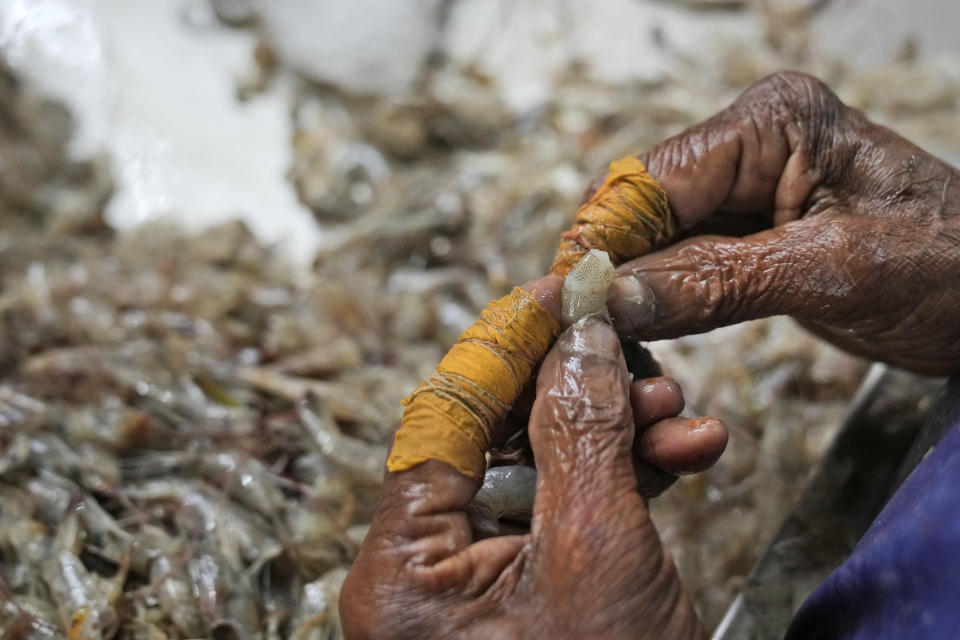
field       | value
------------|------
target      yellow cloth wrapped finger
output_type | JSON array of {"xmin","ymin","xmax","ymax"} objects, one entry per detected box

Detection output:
[
  {"xmin": 388, "ymin": 156, "xmax": 671, "ymax": 482},
  {"xmin": 387, "ymin": 286, "xmax": 560, "ymax": 482},
  {"xmin": 550, "ymin": 156, "xmax": 675, "ymax": 276}
]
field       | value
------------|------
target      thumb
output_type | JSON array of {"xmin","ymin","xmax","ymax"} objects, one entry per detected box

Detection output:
[
  {"xmin": 606, "ymin": 221, "xmax": 841, "ymax": 340},
  {"xmin": 526, "ymin": 315, "xmax": 675, "ymax": 613},
  {"xmin": 529, "ymin": 314, "xmax": 638, "ymax": 522}
]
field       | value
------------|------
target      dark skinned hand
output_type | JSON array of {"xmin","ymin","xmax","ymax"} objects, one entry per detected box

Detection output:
[
  {"xmin": 339, "ymin": 70, "xmax": 960, "ymax": 638},
  {"xmin": 607, "ymin": 71, "xmax": 960, "ymax": 376},
  {"xmin": 340, "ymin": 279, "xmax": 712, "ymax": 639},
  {"xmin": 496, "ymin": 278, "xmax": 727, "ymax": 500}
]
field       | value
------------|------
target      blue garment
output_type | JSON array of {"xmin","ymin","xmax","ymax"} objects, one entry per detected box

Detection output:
[{"xmin": 785, "ymin": 423, "xmax": 960, "ymax": 639}]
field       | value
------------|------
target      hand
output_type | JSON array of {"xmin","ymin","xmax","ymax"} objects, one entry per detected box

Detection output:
[
  {"xmin": 340, "ymin": 314, "xmax": 705, "ymax": 639},
  {"xmin": 605, "ymin": 71, "xmax": 960, "ymax": 375},
  {"xmin": 504, "ymin": 278, "xmax": 727, "ymax": 499}
]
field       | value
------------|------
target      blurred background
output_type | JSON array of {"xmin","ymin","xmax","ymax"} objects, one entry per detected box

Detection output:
[{"xmin": 1, "ymin": 0, "xmax": 959, "ymax": 637}]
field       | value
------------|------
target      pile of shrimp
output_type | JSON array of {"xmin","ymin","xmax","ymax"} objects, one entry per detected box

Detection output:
[
  {"xmin": 7, "ymin": 0, "xmax": 960, "ymax": 634},
  {"xmin": 0, "ymin": 63, "xmax": 397, "ymax": 638},
  {"xmin": 0, "ymin": 219, "xmax": 395, "ymax": 637}
]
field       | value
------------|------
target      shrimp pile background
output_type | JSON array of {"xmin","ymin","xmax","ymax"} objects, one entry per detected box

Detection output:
[{"xmin": 4, "ymin": 2, "xmax": 960, "ymax": 637}]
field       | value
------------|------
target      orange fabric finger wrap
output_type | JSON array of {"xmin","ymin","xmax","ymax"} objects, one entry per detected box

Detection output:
[
  {"xmin": 386, "ymin": 156, "xmax": 671, "ymax": 481},
  {"xmin": 550, "ymin": 156, "xmax": 675, "ymax": 276},
  {"xmin": 387, "ymin": 287, "xmax": 560, "ymax": 482}
]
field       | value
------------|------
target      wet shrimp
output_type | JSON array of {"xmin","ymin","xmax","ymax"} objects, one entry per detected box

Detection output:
[
  {"xmin": 467, "ymin": 465, "xmax": 538, "ymax": 537},
  {"xmin": 297, "ymin": 396, "xmax": 388, "ymax": 485}
]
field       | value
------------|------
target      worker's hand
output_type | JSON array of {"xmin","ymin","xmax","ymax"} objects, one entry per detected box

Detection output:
[
  {"xmin": 341, "ymin": 315, "xmax": 703, "ymax": 639},
  {"xmin": 502, "ymin": 278, "xmax": 726, "ymax": 499},
  {"xmin": 605, "ymin": 71, "xmax": 960, "ymax": 375}
]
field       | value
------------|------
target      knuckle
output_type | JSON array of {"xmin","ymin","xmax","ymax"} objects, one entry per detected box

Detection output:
[
  {"xmin": 675, "ymin": 239, "xmax": 740, "ymax": 324},
  {"xmin": 740, "ymin": 71, "xmax": 835, "ymax": 121},
  {"xmin": 676, "ymin": 236, "xmax": 788, "ymax": 324},
  {"xmin": 735, "ymin": 72, "xmax": 853, "ymax": 168},
  {"xmin": 546, "ymin": 366, "xmax": 632, "ymax": 433},
  {"xmin": 645, "ymin": 124, "xmax": 716, "ymax": 179},
  {"xmin": 582, "ymin": 382, "xmax": 632, "ymax": 429},
  {"xmin": 553, "ymin": 395, "xmax": 628, "ymax": 432},
  {"xmin": 645, "ymin": 134, "xmax": 684, "ymax": 177}
]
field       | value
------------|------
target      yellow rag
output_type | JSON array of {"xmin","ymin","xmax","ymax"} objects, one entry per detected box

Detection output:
[
  {"xmin": 386, "ymin": 156, "xmax": 674, "ymax": 481},
  {"xmin": 387, "ymin": 286, "xmax": 559, "ymax": 482}
]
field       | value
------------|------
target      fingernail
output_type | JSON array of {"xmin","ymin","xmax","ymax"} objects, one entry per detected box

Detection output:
[
  {"xmin": 563, "ymin": 314, "xmax": 618, "ymax": 357},
  {"xmin": 607, "ymin": 274, "xmax": 655, "ymax": 338}
]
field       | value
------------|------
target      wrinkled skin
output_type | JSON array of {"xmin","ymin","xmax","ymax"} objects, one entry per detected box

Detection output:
[
  {"xmin": 503, "ymin": 276, "xmax": 727, "ymax": 499},
  {"xmin": 342, "ymin": 314, "xmax": 705, "ymax": 639},
  {"xmin": 342, "ymin": 71, "xmax": 960, "ymax": 639},
  {"xmin": 607, "ymin": 71, "xmax": 960, "ymax": 375}
]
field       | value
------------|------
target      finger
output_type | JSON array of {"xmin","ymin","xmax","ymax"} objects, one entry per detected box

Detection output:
[
  {"xmin": 629, "ymin": 379, "xmax": 727, "ymax": 496},
  {"xmin": 341, "ymin": 471, "xmax": 525, "ymax": 637},
  {"xmin": 496, "ymin": 346, "xmax": 669, "ymax": 454},
  {"xmin": 521, "ymin": 274, "xmax": 563, "ymax": 325},
  {"xmin": 343, "ymin": 276, "xmax": 563, "ymax": 618},
  {"xmin": 496, "ymin": 378, "xmax": 702, "ymax": 500},
  {"xmin": 633, "ymin": 461, "xmax": 678, "ymax": 499},
  {"xmin": 529, "ymin": 314, "xmax": 637, "ymax": 520},
  {"xmin": 638, "ymin": 72, "xmax": 856, "ymax": 229},
  {"xmin": 365, "ymin": 275, "xmax": 563, "ymax": 564},
  {"xmin": 387, "ymin": 276, "xmax": 562, "ymax": 481},
  {"xmin": 630, "ymin": 377, "xmax": 684, "ymax": 427},
  {"xmin": 628, "ymin": 377, "xmax": 684, "ymax": 498},
  {"xmin": 527, "ymin": 316, "xmax": 685, "ymax": 609},
  {"xmin": 489, "ymin": 275, "xmax": 563, "ymax": 447},
  {"xmin": 637, "ymin": 416, "xmax": 728, "ymax": 475},
  {"xmin": 606, "ymin": 219, "xmax": 853, "ymax": 341}
]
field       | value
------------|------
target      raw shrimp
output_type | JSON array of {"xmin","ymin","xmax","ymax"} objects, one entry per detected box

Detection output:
[
  {"xmin": 287, "ymin": 567, "xmax": 349, "ymax": 640},
  {"xmin": 560, "ymin": 249, "xmax": 616, "ymax": 327},
  {"xmin": 149, "ymin": 554, "xmax": 206, "ymax": 637},
  {"xmin": 467, "ymin": 465, "xmax": 537, "ymax": 537},
  {"xmin": 297, "ymin": 396, "xmax": 388, "ymax": 485}
]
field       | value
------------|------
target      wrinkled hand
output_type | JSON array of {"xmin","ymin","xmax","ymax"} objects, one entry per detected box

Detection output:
[
  {"xmin": 606, "ymin": 72, "xmax": 960, "ymax": 375},
  {"xmin": 341, "ymin": 313, "xmax": 706, "ymax": 639},
  {"xmin": 501, "ymin": 278, "xmax": 726, "ymax": 499}
]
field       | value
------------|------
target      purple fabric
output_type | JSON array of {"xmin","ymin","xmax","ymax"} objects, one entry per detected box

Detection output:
[{"xmin": 785, "ymin": 423, "xmax": 960, "ymax": 639}]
